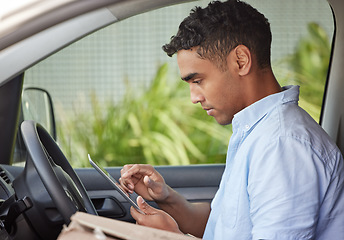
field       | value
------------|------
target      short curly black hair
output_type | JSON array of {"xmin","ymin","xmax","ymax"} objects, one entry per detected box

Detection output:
[{"xmin": 162, "ymin": 0, "xmax": 272, "ymax": 70}]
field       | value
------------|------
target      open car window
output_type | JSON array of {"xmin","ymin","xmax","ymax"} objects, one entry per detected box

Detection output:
[{"xmin": 20, "ymin": 0, "xmax": 334, "ymax": 167}]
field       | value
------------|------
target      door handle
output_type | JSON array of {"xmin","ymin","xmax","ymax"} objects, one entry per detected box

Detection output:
[{"xmin": 91, "ymin": 196, "xmax": 125, "ymax": 218}]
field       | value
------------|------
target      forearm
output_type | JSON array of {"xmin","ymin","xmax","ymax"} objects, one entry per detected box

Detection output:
[{"xmin": 156, "ymin": 186, "xmax": 210, "ymax": 238}]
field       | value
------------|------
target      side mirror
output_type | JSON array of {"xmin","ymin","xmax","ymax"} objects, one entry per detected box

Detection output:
[{"xmin": 22, "ymin": 87, "xmax": 56, "ymax": 140}]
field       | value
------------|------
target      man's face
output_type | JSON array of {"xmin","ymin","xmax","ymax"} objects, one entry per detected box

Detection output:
[{"xmin": 177, "ymin": 47, "xmax": 244, "ymax": 125}]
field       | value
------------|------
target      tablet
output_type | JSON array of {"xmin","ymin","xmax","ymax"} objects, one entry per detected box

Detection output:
[{"xmin": 88, "ymin": 154, "xmax": 145, "ymax": 215}]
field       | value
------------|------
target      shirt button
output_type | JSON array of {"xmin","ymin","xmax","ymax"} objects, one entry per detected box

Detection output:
[{"xmin": 245, "ymin": 125, "xmax": 250, "ymax": 130}]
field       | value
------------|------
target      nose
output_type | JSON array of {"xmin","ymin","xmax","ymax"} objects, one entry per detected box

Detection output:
[{"xmin": 189, "ymin": 84, "xmax": 204, "ymax": 104}]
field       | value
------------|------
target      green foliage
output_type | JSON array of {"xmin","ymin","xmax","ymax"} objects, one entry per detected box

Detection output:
[
  {"xmin": 276, "ymin": 22, "xmax": 331, "ymax": 120},
  {"xmin": 58, "ymin": 22, "xmax": 331, "ymax": 168},
  {"xmin": 58, "ymin": 64, "xmax": 231, "ymax": 167}
]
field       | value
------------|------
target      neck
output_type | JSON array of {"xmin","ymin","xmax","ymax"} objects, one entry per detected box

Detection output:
[{"xmin": 243, "ymin": 66, "xmax": 281, "ymax": 107}]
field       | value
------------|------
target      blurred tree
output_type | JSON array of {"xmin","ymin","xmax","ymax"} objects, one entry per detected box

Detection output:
[
  {"xmin": 59, "ymin": 23, "xmax": 331, "ymax": 167},
  {"xmin": 276, "ymin": 22, "xmax": 331, "ymax": 120},
  {"xmin": 59, "ymin": 64, "xmax": 231, "ymax": 167},
  {"xmin": 290, "ymin": 23, "xmax": 331, "ymax": 106}
]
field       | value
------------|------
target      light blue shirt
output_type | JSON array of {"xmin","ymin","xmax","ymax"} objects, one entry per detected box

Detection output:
[{"xmin": 203, "ymin": 85, "xmax": 344, "ymax": 240}]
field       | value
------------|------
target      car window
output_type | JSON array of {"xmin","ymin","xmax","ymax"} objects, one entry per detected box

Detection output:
[{"xmin": 21, "ymin": 0, "xmax": 334, "ymax": 167}]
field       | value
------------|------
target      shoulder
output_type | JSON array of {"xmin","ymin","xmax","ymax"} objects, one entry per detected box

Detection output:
[
  {"xmin": 246, "ymin": 104, "xmax": 344, "ymax": 239},
  {"xmin": 278, "ymin": 103, "xmax": 340, "ymax": 162},
  {"xmin": 261, "ymin": 102, "xmax": 338, "ymax": 154},
  {"xmin": 246, "ymin": 102, "xmax": 342, "ymax": 173}
]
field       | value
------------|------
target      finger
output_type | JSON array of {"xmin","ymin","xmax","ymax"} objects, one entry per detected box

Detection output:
[
  {"xmin": 131, "ymin": 197, "xmax": 181, "ymax": 234},
  {"xmin": 115, "ymin": 182, "xmax": 130, "ymax": 197},
  {"xmin": 122, "ymin": 164, "xmax": 156, "ymax": 179},
  {"xmin": 143, "ymin": 175, "xmax": 155, "ymax": 185},
  {"xmin": 120, "ymin": 164, "xmax": 140, "ymax": 192},
  {"xmin": 143, "ymin": 175, "xmax": 160, "ymax": 192},
  {"xmin": 143, "ymin": 175, "xmax": 169, "ymax": 201},
  {"xmin": 121, "ymin": 164, "xmax": 134, "ymax": 173},
  {"xmin": 137, "ymin": 196, "xmax": 152, "ymax": 212},
  {"xmin": 130, "ymin": 196, "xmax": 159, "ymax": 222},
  {"xmin": 129, "ymin": 196, "xmax": 152, "ymax": 222},
  {"xmin": 118, "ymin": 177, "xmax": 133, "ymax": 194},
  {"xmin": 121, "ymin": 165, "xmax": 150, "ymax": 190}
]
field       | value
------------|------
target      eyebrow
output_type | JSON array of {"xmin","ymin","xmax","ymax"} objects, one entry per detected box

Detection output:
[{"xmin": 181, "ymin": 72, "xmax": 198, "ymax": 82}]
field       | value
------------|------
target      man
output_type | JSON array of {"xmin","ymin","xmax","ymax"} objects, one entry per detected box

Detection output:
[{"xmin": 119, "ymin": 0, "xmax": 344, "ymax": 239}]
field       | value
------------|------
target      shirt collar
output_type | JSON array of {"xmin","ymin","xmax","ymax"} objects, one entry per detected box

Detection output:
[{"xmin": 232, "ymin": 85, "xmax": 300, "ymax": 132}]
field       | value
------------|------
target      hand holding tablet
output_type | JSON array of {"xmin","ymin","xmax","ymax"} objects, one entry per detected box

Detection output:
[{"xmin": 88, "ymin": 154, "xmax": 145, "ymax": 215}]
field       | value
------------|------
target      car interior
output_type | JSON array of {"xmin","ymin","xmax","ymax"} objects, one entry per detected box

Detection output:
[{"xmin": 0, "ymin": 0, "xmax": 343, "ymax": 239}]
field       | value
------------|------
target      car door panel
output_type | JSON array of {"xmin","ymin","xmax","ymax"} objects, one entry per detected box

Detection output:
[{"xmin": 75, "ymin": 164, "xmax": 225, "ymax": 220}]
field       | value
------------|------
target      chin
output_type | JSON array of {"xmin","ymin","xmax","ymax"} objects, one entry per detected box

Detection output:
[{"xmin": 215, "ymin": 118, "xmax": 232, "ymax": 126}]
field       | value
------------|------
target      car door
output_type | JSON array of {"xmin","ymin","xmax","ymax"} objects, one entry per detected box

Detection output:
[{"xmin": 16, "ymin": 0, "xmax": 336, "ymax": 223}]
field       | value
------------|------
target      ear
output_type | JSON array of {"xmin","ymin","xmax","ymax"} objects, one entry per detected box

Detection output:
[{"xmin": 234, "ymin": 45, "xmax": 252, "ymax": 76}]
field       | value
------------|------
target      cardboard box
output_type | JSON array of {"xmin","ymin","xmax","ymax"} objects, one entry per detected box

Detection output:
[{"xmin": 57, "ymin": 212, "xmax": 200, "ymax": 240}]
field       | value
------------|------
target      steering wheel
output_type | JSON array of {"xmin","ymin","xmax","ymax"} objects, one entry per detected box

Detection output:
[{"xmin": 13, "ymin": 120, "xmax": 97, "ymax": 239}]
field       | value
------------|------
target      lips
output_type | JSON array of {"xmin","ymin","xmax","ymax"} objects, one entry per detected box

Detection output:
[{"xmin": 203, "ymin": 107, "xmax": 214, "ymax": 116}]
